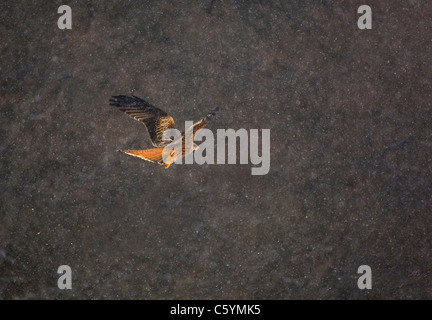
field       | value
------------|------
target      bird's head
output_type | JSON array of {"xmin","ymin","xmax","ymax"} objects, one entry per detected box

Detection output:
[
  {"xmin": 164, "ymin": 149, "xmax": 182, "ymax": 165},
  {"xmin": 161, "ymin": 140, "xmax": 183, "ymax": 166}
]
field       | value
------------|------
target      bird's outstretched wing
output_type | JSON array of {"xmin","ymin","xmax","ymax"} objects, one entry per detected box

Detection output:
[
  {"xmin": 110, "ymin": 95, "xmax": 175, "ymax": 147},
  {"xmin": 183, "ymin": 106, "xmax": 219, "ymax": 138}
]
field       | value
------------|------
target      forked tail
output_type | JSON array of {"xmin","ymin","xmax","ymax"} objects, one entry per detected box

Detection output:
[{"xmin": 120, "ymin": 147, "xmax": 165, "ymax": 165}]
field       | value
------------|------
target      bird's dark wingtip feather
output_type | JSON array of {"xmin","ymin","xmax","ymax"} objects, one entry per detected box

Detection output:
[
  {"xmin": 109, "ymin": 96, "xmax": 121, "ymax": 106},
  {"xmin": 108, "ymin": 95, "xmax": 152, "ymax": 108},
  {"xmin": 205, "ymin": 107, "xmax": 219, "ymax": 121}
]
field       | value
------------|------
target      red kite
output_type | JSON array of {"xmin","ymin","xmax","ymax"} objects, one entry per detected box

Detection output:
[{"xmin": 109, "ymin": 95, "xmax": 218, "ymax": 168}]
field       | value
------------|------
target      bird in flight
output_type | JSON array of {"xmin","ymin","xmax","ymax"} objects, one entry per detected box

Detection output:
[{"xmin": 109, "ymin": 95, "xmax": 218, "ymax": 168}]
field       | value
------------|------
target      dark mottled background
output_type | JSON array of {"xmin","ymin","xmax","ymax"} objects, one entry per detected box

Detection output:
[{"xmin": 1, "ymin": 0, "xmax": 431, "ymax": 299}]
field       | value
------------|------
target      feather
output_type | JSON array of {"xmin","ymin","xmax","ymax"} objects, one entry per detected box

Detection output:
[{"xmin": 121, "ymin": 148, "xmax": 164, "ymax": 165}]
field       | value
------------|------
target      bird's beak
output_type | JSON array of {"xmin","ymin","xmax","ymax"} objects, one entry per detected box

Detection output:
[{"xmin": 165, "ymin": 164, "xmax": 170, "ymax": 169}]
